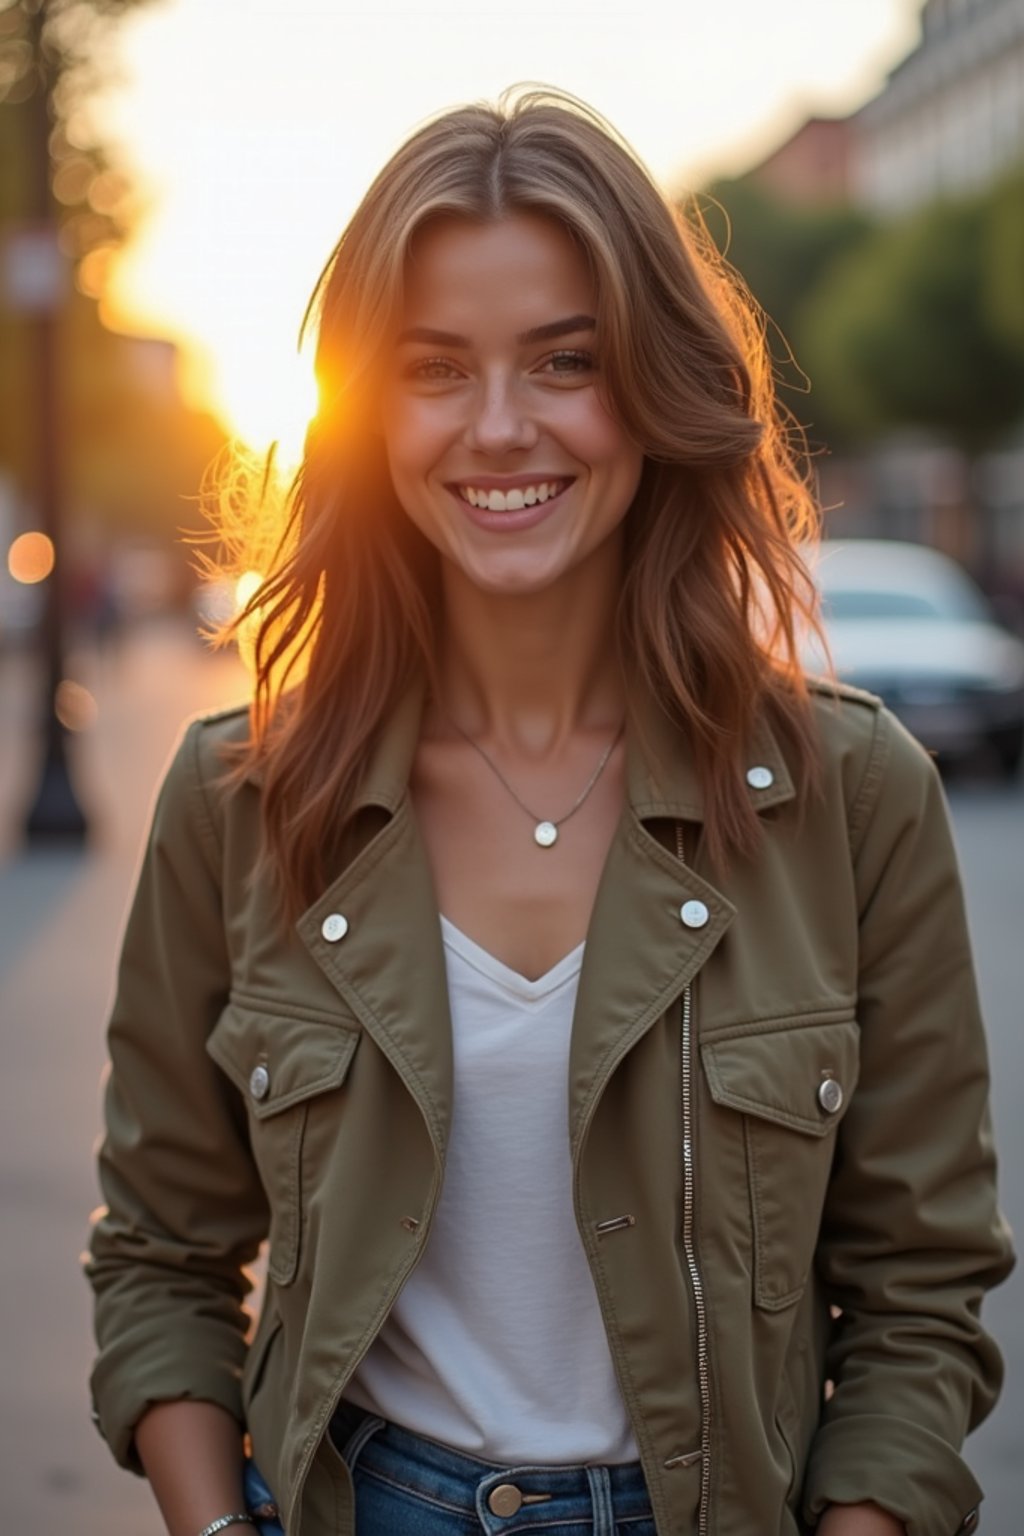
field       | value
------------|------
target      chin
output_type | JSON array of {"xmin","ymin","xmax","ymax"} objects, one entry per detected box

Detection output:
[{"xmin": 453, "ymin": 553, "xmax": 570, "ymax": 596}]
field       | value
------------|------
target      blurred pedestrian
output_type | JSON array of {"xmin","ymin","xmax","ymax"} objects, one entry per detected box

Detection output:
[{"xmin": 85, "ymin": 86, "xmax": 1013, "ymax": 1536}]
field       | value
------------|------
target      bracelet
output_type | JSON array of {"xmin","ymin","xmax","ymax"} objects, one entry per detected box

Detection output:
[{"xmin": 196, "ymin": 1516, "xmax": 255, "ymax": 1536}]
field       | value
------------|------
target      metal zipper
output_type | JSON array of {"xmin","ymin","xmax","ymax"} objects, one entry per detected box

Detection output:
[{"xmin": 676, "ymin": 822, "xmax": 712, "ymax": 1536}]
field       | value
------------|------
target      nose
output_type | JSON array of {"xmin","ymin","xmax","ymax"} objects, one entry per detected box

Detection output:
[{"xmin": 463, "ymin": 375, "xmax": 539, "ymax": 456}]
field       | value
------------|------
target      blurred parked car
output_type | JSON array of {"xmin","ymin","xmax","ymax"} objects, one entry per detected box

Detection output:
[{"xmin": 804, "ymin": 540, "xmax": 1024, "ymax": 778}]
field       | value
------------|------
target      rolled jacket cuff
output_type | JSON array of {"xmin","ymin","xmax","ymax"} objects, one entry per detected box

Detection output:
[
  {"xmin": 90, "ymin": 1325, "xmax": 246, "ymax": 1473},
  {"xmin": 803, "ymin": 1414, "xmax": 983, "ymax": 1536}
]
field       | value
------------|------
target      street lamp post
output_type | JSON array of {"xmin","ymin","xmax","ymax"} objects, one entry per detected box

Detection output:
[{"xmin": 16, "ymin": 8, "xmax": 89, "ymax": 842}]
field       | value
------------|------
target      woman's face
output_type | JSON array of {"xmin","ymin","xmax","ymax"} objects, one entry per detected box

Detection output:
[{"xmin": 379, "ymin": 211, "xmax": 644, "ymax": 597}]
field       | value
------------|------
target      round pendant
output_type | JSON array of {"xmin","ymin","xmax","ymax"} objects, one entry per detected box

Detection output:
[{"xmin": 534, "ymin": 820, "xmax": 558, "ymax": 848}]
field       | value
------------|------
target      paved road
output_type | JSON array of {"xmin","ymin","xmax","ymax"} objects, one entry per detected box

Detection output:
[{"xmin": 0, "ymin": 624, "xmax": 1020, "ymax": 1535}]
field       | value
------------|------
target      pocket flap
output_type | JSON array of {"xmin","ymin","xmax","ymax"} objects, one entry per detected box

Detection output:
[
  {"xmin": 207, "ymin": 1002, "xmax": 360, "ymax": 1119},
  {"xmin": 701, "ymin": 1015, "xmax": 859, "ymax": 1137}
]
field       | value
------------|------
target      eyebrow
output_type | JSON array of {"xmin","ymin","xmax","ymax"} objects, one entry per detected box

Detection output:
[{"xmin": 395, "ymin": 313, "xmax": 597, "ymax": 348}]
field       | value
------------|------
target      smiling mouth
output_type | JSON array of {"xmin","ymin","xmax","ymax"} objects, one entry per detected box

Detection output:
[{"xmin": 450, "ymin": 477, "xmax": 575, "ymax": 511}]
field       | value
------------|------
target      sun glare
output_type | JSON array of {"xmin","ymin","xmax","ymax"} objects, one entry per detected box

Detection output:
[
  {"xmin": 219, "ymin": 347, "xmax": 320, "ymax": 467},
  {"xmin": 177, "ymin": 339, "xmax": 320, "ymax": 467}
]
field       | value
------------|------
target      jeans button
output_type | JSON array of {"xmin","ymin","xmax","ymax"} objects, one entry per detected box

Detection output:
[{"xmin": 488, "ymin": 1484, "xmax": 524, "ymax": 1516}]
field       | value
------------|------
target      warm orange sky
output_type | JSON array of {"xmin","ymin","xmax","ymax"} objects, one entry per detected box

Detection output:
[{"xmin": 96, "ymin": 0, "xmax": 923, "ymax": 457}]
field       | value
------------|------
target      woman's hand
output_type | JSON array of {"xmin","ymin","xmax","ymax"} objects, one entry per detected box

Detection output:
[{"xmin": 818, "ymin": 1504, "xmax": 907, "ymax": 1536}]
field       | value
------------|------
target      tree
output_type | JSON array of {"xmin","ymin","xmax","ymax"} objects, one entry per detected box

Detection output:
[
  {"xmin": 1, "ymin": 0, "xmax": 227, "ymax": 541},
  {"xmin": 691, "ymin": 176, "xmax": 876, "ymax": 448},
  {"xmin": 0, "ymin": 0, "xmax": 149, "ymax": 277},
  {"xmin": 985, "ymin": 166, "xmax": 1024, "ymax": 356},
  {"xmin": 798, "ymin": 193, "xmax": 1024, "ymax": 455}
]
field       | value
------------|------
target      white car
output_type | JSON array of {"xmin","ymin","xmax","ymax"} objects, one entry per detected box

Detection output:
[{"xmin": 803, "ymin": 540, "xmax": 1024, "ymax": 778}]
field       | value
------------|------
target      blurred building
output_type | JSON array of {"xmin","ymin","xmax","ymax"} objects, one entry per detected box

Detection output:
[
  {"xmin": 749, "ymin": 0, "xmax": 1024, "ymax": 212},
  {"xmin": 745, "ymin": 117, "xmax": 853, "ymax": 206},
  {"xmin": 853, "ymin": 0, "xmax": 1024, "ymax": 214}
]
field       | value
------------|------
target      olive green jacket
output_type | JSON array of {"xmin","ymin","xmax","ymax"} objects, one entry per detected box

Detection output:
[{"xmin": 86, "ymin": 678, "xmax": 1013, "ymax": 1536}]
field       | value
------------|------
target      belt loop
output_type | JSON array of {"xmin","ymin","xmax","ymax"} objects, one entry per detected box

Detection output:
[
  {"xmin": 586, "ymin": 1464, "xmax": 616, "ymax": 1536},
  {"xmin": 337, "ymin": 1410, "xmax": 386, "ymax": 1473}
]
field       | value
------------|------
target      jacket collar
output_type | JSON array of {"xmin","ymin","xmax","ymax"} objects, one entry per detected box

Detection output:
[
  {"xmin": 346, "ymin": 668, "xmax": 797, "ymax": 827},
  {"xmin": 625, "ymin": 680, "xmax": 796, "ymax": 822}
]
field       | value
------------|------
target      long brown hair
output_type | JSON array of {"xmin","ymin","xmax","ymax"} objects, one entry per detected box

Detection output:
[{"xmin": 209, "ymin": 84, "xmax": 825, "ymax": 918}]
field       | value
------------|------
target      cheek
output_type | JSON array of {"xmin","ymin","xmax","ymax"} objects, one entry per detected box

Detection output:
[
  {"xmin": 382, "ymin": 396, "xmax": 450, "ymax": 480},
  {"xmin": 561, "ymin": 394, "xmax": 640, "ymax": 479}
]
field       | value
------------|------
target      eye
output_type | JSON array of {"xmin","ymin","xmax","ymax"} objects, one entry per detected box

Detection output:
[
  {"xmin": 539, "ymin": 349, "xmax": 596, "ymax": 376},
  {"xmin": 406, "ymin": 356, "xmax": 462, "ymax": 381}
]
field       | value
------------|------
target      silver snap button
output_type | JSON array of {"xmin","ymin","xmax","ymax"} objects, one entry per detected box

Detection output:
[
  {"xmin": 746, "ymin": 765, "xmax": 774, "ymax": 790},
  {"xmin": 680, "ymin": 900, "xmax": 710, "ymax": 930},
  {"xmin": 321, "ymin": 912, "xmax": 349, "ymax": 943},
  {"xmin": 249, "ymin": 1063, "xmax": 270, "ymax": 1101},
  {"xmin": 818, "ymin": 1077, "xmax": 843, "ymax": 1115}
]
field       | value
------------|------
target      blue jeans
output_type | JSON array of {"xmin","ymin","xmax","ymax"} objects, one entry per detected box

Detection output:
[{"xmin": 243, "ymin": 1398, "xmax": 656, "ymax": 1535}]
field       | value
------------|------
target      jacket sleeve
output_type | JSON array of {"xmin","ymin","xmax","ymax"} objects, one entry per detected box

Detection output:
[
  {"xmin": 802, "ymin": 706, "xmax": 1015, "ymax": 1536},
  {"xmin": 84, "ymin": 718, "xmax": 269, "ymax": 1472}
]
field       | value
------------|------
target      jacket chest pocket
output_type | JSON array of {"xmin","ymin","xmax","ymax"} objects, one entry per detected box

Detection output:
[
  {"xmin": 701, "ymin": 1014, "xmax": 860, "ymax": 1310},
  {"xmin": 206, "ymin": 1001, "xmax": 361, "ymax": 1285}
]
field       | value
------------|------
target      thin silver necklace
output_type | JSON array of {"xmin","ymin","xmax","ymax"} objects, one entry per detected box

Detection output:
[{"xmin": 446, "ymin": 713, "xmax": 625, "ymax": 848}]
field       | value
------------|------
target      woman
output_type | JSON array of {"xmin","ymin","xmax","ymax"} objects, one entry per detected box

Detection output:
[{"xmin": 86, "ymin": 87, "xmax": 1013, "ymax": 1536}]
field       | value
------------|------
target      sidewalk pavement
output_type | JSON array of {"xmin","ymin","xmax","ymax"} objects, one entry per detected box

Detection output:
[{"xmin": 0, "ymin": 622, "xmax": 248, "ymax": 1535}]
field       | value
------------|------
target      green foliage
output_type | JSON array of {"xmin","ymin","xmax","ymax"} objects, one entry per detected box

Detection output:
[
  {"xmin": 694, "ymin": 175, "xmax": 876, "ymax": 449},
  {"xmin": 0, "ymin": 1, "xmax": 152, "ymax": 261},
  {"xmin": 697, "ymin": 164, "xmax": 1024, "ymax": 457},
  {"xmin": 0, "ymin": 0, "xmax": 228, "ymax": 538},
  {"xmin": 985, "ymin": 166, "xmax": 1024, "ymax": 352},
  {"xmin": 698, "ymin": 177, "xmax": 874, "ymax": 362},
  {"xmin": 799, "ymin": 190, "xmax": 1024, "ymax": 453}
]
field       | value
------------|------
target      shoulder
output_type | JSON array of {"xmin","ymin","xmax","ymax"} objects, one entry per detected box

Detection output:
[
  {"xmin": 164, "ymin": 702, "xmax": 253, "ymax": 785},
  {"xmin": 189, "ymin": 700, "xmax": 253, "ymax": 748},
  {"xmin": 799, "ymin": 674, "xmax": 942, "ymax": 853},
  {"xmin": 151, "ymin": 702, "xmax": 254, "ymax": 861}
]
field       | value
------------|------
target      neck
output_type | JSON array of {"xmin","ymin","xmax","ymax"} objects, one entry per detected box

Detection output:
[{"xmin": 430, "ymin": 534, "xmax": 626, "ymax": 755}]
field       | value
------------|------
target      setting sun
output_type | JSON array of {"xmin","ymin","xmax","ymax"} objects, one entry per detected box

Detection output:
[
  {"xmin": 212, "ymin": 345, "xmax": 319, "ymax": 468},
  {"xmin": 96, "ymin": 2, "xmax": 918, "ymax": 454}
]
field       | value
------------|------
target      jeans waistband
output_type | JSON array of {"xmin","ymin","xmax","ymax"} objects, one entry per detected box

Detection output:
[{"xmin": 329, "ymin": 1398, "xmax": 654, "ymax": 1533}]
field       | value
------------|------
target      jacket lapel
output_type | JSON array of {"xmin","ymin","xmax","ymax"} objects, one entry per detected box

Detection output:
[
  {"xmin": 295, "ymin": 680, "xmax": 454, "ymax": 1160},
  {"xmin": 567, "ymin": 687, "xmax": 794, "ymax": 1147},
  {"xmin": 567, "ymin": 809, "xmax": 734, "ymax": 1152}
]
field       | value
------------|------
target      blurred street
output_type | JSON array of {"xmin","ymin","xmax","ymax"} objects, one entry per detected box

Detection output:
[{"xmin": 0, "ymin": 623, "xmax": 1021, "ymax": 1535}]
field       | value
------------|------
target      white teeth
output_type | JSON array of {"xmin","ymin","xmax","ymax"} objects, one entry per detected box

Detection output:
[{"xmin": 457, "ymin": 479, "xmax": 569, "ymax": 509}]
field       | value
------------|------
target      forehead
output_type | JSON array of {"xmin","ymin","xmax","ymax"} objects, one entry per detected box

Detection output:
[{"xmin": 401, "ymin": 212, "xmax": 595, "ymax": 328}]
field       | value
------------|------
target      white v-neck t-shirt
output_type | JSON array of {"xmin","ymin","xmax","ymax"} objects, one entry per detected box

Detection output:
[{"xmin": 344, "ymin": 916, "xmax": 640, "ymax": 1464}]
